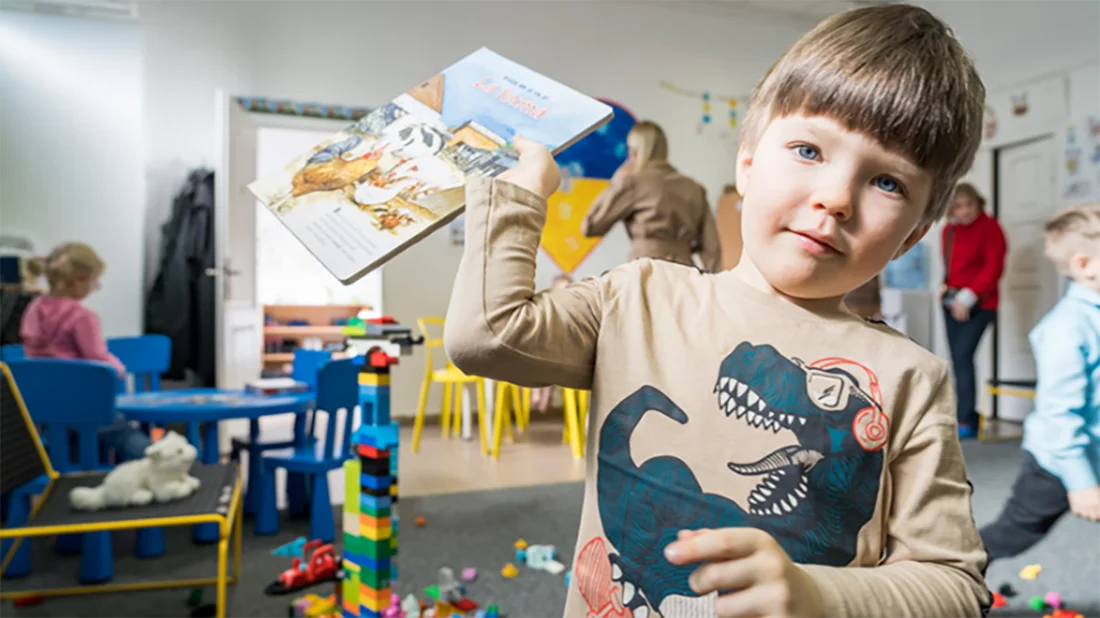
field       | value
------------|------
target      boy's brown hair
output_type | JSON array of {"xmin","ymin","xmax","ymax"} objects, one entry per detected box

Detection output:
[
  {"xmin": 740, "ymin": 4, "xmax": 986, "ymax": 222},
  {"xmin": 1044, "ymin": 204, "xmax": 1100, "ymax": 271}
]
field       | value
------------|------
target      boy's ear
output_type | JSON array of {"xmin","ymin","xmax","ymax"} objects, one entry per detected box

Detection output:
[
  {"xmin": 735, "ymin": 143, "xmax": 755, "ymax": 199},
  {"xmin": 895, "ymin": 221, "xmax": 933, "ymax": 259}
]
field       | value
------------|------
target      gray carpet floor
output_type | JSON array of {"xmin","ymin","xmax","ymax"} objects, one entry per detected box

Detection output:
[{"xmin": 3, "ymin": 440, "xmax": 1098, "ymax": 617}]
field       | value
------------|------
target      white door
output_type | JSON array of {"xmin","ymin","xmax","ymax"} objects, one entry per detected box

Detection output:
[
  {"xmin": 213, "ymin": 91, "xmax": 264, "ymax": 391},
  {"xmin": 993, "ymin": 137, "xmax": 1061, "ymax": 422}
]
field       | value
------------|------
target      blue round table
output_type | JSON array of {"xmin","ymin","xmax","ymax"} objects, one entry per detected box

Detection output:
[{"xmin": 116, "ymin": 388, "xmax": 314, "ymax": 543}]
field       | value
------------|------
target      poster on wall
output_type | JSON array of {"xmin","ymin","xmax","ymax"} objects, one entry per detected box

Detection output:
[
  {"xmin": 1060, "ymin": 114, "xmax": 1100, "ymax": 206},
  {"xmin": 540, "ymin": 99, "xmax": 637, "ymax": 274}
]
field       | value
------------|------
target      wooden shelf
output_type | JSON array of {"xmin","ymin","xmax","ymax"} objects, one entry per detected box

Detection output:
[
  {"xmin": 263, "ymin": 351, "xmax": 346, "ymax": 363},
  {"xmin": 264, "ymin": 325, "xmax": 348, "ymax": 337}
]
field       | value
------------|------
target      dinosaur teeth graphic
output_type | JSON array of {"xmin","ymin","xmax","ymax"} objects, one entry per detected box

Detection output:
[{"xmin": 717, "ymin": 376, "xmax": 811, "ymax": 431}]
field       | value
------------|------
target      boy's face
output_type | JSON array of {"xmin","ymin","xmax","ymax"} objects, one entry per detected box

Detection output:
[{"xmin": 735, "ymin": 114, "xmax": 934, "ymax": 301}]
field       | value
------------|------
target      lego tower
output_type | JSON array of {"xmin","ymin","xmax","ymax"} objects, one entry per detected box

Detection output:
[{"xmin": 342, "ymin": 349, "xmax": 401, "ymax": 618}]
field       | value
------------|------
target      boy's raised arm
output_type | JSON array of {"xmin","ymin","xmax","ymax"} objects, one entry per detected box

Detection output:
[
  {"xmin": 800, "ymin": 368, "xmax": 991, "ymax": 617},
  {"xmin": 445, "ymin": 153, "xmax": 609, "ymax": 390}
]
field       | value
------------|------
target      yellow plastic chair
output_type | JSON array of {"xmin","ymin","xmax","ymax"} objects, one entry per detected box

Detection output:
[
  {"xmin": 489, "ymin": 382, "xmax": 531, "ymax": 460},
  {"xmin": 412, "ymin": 318, "xmax": 487, "ymax": 454},
  {"xmin": 561, "ymin": 388, "xmax": 588, "ymax": 459}
]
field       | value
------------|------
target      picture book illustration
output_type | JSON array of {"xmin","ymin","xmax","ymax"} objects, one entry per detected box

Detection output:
[{"xmin": 249, "ymin": 48, "xmax": 613, "ymax": 284}]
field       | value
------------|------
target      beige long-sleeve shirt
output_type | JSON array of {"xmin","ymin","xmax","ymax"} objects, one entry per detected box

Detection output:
[
  {"xmin": 581, "ymin": 161, "xmax": 722, "ymax": 272},
  {"xmin": 446, "ymin": 177, "xmax": 991, "ymax": 618}
]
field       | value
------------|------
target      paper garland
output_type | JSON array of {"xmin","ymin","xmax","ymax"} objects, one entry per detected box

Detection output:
[{"xmin": 659, "ymin": 81, "xmax": 747, "ymax": 129}]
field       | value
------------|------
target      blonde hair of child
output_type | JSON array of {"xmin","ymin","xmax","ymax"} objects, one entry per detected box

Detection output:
[
  {"xmin": 627, "ymin": 121, "xmax": 669, "ymax": 172},
  {"xmin": 25, "ymin": 242, "xmax": 105, "ymax": 297},
  {"xmin": 953, "ymin": 182, "xmax": 987, "ymax": 209},
  {"xmin": 739, "ymin": 4, "xmax": 986, "ymax": 223},
  {"xmin": 1044, "ymin": 204, "xmax": 1100, "ymax": 273}
]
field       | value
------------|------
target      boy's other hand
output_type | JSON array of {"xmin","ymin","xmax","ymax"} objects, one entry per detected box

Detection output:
[
  {"xmin": 665, "ymin": 528, "xmax": 823, "ymax": 617},
  {"xmin": 499, "ymin": 135, "xmax": 560, "ymax": 199},
  {"xmin": 1068, "ymin": 486, "xmax": 1100, "ymax": 521}
]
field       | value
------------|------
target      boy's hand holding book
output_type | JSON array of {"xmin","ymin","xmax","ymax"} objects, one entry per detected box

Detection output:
[
  {"xmin": 664, "ymin": 527, "xmax": 824, "ymax": 618},
  {"xmin": 498, "ymin": 136, "xmax": 561, "ymax": 200}
]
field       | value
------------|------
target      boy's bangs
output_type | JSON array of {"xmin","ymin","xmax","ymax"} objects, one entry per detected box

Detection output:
[{"xmin": 765, "ymin": 56, "xmax": 972, "ymax": 181}]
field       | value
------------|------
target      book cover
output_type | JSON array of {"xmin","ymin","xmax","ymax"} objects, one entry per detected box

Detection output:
[{"xmin": 248, "ymin": 47, "xmax": 613, "ymax": 284}]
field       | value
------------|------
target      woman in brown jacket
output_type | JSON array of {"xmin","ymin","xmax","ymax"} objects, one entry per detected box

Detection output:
[{"xmin": 580, "ymin": 121, "xmax": 721, "ymax": 271}]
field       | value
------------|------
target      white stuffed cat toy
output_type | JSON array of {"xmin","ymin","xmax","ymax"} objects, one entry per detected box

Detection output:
[{"xmin": 70, "ymin": 431, "xmax": 200, "ymax": 511}]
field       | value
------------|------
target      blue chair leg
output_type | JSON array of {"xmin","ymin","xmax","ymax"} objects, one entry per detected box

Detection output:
[
  {"xmin": 79, "ymin": 531, "xmax": 113, "ymax": 584},
  {"xmin": 192, "ymin": 422, "xmax": 221, "ymax": 544},
  {"xmin": 245, "ymin": 445, "xmax": 262, "ymax": 518},
  {"xmin": 287, "ymin": 472, "xmax": 309, "ymax": 518},
  {"xmin": 134, "ymin": 527, "xmax": 166, "ymax": 559},
  {"xmin": 1, "ymin": 494, "xmax": 32, "ymax": 578},
  {"xmin": 254, "ymin": 464, "xmax": 281, "ymax": 536},
  {"xmin": 309, "ymin": 473, "xmax": 333, "ymax": 543}
]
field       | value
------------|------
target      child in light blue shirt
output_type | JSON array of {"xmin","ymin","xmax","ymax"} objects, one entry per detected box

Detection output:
[{"xmin": 981, "ymin": 204, "xmax": 1100, "ymax": 561}]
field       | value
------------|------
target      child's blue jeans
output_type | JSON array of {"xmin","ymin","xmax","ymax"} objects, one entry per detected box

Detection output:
[{"xmin": 98, "ymin": 415, "xmax": 151, "ymax": 462}]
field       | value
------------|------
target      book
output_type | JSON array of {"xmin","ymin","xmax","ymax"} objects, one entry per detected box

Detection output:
[{"xmin": 248, "ymin": 47, "xmax": 614, "ymax": 284}]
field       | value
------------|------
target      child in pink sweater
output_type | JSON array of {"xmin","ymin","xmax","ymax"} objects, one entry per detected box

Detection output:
[{"xmin": 20, "ymin": 243, "xmax": 150, "ymax": 461}]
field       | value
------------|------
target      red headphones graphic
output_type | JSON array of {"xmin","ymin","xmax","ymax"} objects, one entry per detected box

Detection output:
[{"xmin": 810, "ymin": 357, "xmax": 889, "ymax": 452}]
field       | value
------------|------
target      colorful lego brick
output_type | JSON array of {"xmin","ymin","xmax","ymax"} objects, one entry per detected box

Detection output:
[
  {"xmin": 344, "ymin": 459, "xmax": 361, "ymax": 514},
  {"xmin": 359, "ymin": 514, "xmax": 392, "ymax": 531},
  {"xmin": 342, "ymin": 593, "xmax": 358, "ymax": 615},
  {"xmin": 357, "ymin": 372, "xmax": 391, "ymax": 387},
  {"xmin": 360, "ymin": 493, "xmax": 392, "ymax": 512},
  {"xmin": 355, "ymin": 555, "xmax": 392, "ymax": 573},
  {"xmin": 353, "ymin": 424, "xmax": 399, "ymax": 450},
  {"xmin": 359, "ymin": 565, "xmax": 390, "ymax": 589},
  {"xmin": 343, "ymin": 558, "xmax": 361, "ymax": 575},
  {"xmin": 359, "ymin": 585, "xmax": 392, "ymax": 611},
  {"xmin": 389, "ymin": 484, "xmax": 398, "ymax": 497},
  {"xmin": 357, "ymin": 444, "xmax": 390, "ymax": 459},
  {"xmin": 359, "ymin": 456, "xmax": 391, "ymax": 477},
  {"xmin": 359, "ymin": 503, "xmax": 392, "ymax": 519},
  {"xmin": 361, "ymin": 525, "xmax": 392, "ymax": 542},
  {"xmin": 360, "ymin": 473, "xmax": 393, "ymax": 491},
  {"xmin": 344, "ymin": 533, "xmax": 365, "ymax": 557},
  {"xmin": 343, "ymin": 511, "xmax": 360, "ymax": 537},
  {"xmin": 360, "ymin": 540, "xmax": 392, "ymax": 560}
]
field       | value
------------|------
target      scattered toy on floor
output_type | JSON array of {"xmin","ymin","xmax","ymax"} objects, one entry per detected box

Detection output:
[
  {"xmin": 999, "ymin": 583, "xmax": 1018, "ymax": 598},
  {"xmin": 1044, "ymin": 610, "xmax": 1084, "ymax": 618},
  {"xmin": 515, "ymin": 548, "xmax": 527, "ymax": 563},
  {"xmin": 513, "ymin": 539, "xmax": 527, "ymax": 550},
  {"xmin": 485, "ymin": 603, "xmax": 500, "ymax": 618},
  {"xmin": 461, "ymin": 567, "xmax": 478, "ymax": 582},
  {"xmin": 1044, "ymin": 592, "xmax": 1062, "ymax": 610},
  {"xmin": 991, "ymin": 592, "xmax": 1007, "ymax": 609},
  {"xmin": 12, "ymin": 595, "xmax": 44, "ymax": 608},
  {"xmin": 272, "ymin": 536, "xmax": 308, "ymax": 558},
  {"xmin": 264, "ymin": 540, "xmax": 341, "ymax": 595},
  {"xmin": 543, "ymin": 560, "xmax": 565, "ymax": 575},
  {"xmin": 1029, "ymin": 596, "xmax": 1047, "ymax": 611},
  {"xmin": 501, "ymin": 563, "xmax": 519, "ymax": 578},
  {"xmin": 401, "ymin": 594, "xmax": 421, "ymax": 618},
  {"xmin": 1019, "ymin": 564, "xmax": 1042, "ymax": 580},
  {"xmin": 565, "ymin": 570, "xmax": 571, "ymax": 589},
  {"xmin": 415, "ymin": 516, "xmax": 427, "ymax": 527}
]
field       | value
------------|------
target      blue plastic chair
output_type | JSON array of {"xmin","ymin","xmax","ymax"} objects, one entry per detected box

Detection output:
[
  {"xmin": 2, "ymin": 359, "xmax": 121, "ymax": 583},
  {"xmin": 0, "ymin": 344, "xmax": 25, "ymax": 362},
  {"xmin": 105, "ymin": 335, "xmax": 171, "ymax": 558},
  {"xmin": 255, "ymin": 357, "xmax": 358, "ymax": 542},
  {"xmin": 231, "ymin": 349, "xmax": 330, "ymax": 517}
]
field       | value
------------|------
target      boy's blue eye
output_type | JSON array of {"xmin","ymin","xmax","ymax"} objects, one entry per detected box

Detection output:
[
  {"xmin": 874, "ymin": 176, "xmax": 902, "ymax": 194},
  {"xmin": 796, "ymin": 145, "xmax": 819, "ymax": 160}
]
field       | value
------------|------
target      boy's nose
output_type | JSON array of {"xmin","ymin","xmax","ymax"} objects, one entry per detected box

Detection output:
[{"xmin": 811, "ymin": 183, "xmax": 855, "ymax": 222}]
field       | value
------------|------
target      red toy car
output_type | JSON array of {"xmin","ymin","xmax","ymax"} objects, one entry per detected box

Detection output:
[{"xmin": 264, "ymin": 540, "xmax": 341, "ymax": 595}]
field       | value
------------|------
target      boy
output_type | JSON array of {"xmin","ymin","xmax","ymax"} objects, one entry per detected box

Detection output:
[
  {"xmin": 446, "ymin": 4, "xmax": 990, "ymax": 616},
  {"xmin": 980, "ymin": 204, "xmax": 1100, "ymax": 561}
]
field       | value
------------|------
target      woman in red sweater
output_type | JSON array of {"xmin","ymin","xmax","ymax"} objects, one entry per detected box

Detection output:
[{"xmin": 942, "ymin": 183, "xmax": 1008, "ymax": 438}]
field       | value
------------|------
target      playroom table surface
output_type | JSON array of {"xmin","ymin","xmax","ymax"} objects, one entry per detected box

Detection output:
[{"xmin": 115, "ymin": 388, "xmax": 314, "ymax": 424}]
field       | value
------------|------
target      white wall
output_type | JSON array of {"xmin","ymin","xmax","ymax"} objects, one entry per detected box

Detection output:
[
  {"xmin": 139, "ymin": 0, "xmax": 809, "ymax": 417},
  {"xmin": 0, "ymin": 10, "xmax": 144, "ymax": 337}
]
